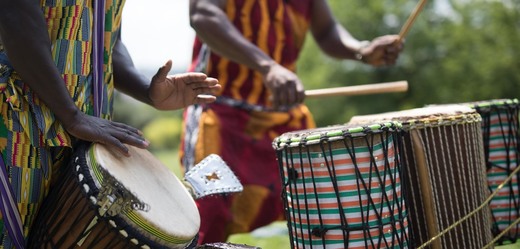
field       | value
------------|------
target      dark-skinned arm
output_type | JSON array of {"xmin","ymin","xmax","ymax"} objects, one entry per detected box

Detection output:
[
  {"xmin": 0, "ymin": 0, "xmax": 80, "ymax": 125},
  {"xmin": 0, "ymin": 0, "xmax": 148, "ymax": 156},
  {"xmin": 189, "ymin": 0, "xmax": 275, "ymax": 75},
  {"xmin": 112, "ymin": 28, "xmax": 153, "ymax": 105},
  {"xmin": 189, "ymin": 0, "xmax": 304, "ymax": 109},
  {"xmin": 310, "ymin": 0, "xmax": 403, "ymax": 66}
]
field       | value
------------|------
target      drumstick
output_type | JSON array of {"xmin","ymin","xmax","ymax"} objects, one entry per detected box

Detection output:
[
  {"xmin": 398, "ymin": 0, "xmax": 428, "ymax": 41},
  {"xmin": 305, "ymin": 80, "xmax": 408, "ymax": 98}
]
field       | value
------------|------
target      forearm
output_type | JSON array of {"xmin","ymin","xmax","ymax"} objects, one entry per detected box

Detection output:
[
  {"xmin": 314, "ymin": 23, "xmax": 367, "ymax": 60},
  {"xmin": 190, "ymin": 1, "xmax": 276, "ymax": 75},
  {"xmin": 112, "ymin": 35, "xmax": 152, "ymax": 105},
  {"xmin": 0, "ymin": 1, "xmax": 80, "ymax": 124},
  {"xmin": 310, "ymin": 0, "xmax": 366, "ymax": 61}
]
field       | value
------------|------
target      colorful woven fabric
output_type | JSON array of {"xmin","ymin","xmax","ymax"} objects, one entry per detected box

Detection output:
[
  {"xmin": 0, "ymin": 1, "xmax": 126, "ymax": 247},
  {"xmin": 0, "ymin": 0, "xmax": 126, "ymax": 148}
]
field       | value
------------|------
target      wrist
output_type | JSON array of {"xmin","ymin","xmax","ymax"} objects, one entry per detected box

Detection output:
[
  {"xmin": 257, "ymin": 60, "xmax": 277, "ymax": 76},
  {"xmin": 354, "ymin": 40, "xmax": 371, "ymax": 63},
  {"xmin": 56, "ymin": 107, "xmax": 82, "ymax": 130}
]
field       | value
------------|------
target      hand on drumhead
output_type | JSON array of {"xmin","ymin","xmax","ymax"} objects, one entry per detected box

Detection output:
[
  {"xmin": 148, "ymin": 60, "xmax": 221, "ymax": 110},
  {"xmin": 358, "ymin": 35, "xmax": 404, "ymax": 67},
  {"xmin": 263, "ymin": 63, "xmax": 305, "ymax": 111},
  {"xmin": 61, "ymin": 111, "xmax": 149, "ymax": 156}
]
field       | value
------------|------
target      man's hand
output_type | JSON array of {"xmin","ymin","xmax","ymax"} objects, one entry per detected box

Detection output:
[
  {"xmin": 263, "ymin": 64, "xmax": 305, "ymax": 111},
  {"xmin": 148, "ymin": 60, "xmax": 221, "ymax": 110},
  {"xmin": 61, "ymin": 111, "xmax": 149, "ymax": 157},
  {"xmin": 359, "ymin": 35, "xmax": 404, "ymax": 67}
]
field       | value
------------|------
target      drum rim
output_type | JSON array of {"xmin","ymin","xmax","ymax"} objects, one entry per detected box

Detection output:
[
  {"xmin": 349, "ymin": 106, "xmax": 482, "ymax": 131},
  {"xmin": 273, "ymin": 121, "xmax": 402, "ymax": 149},
  {"xmin": 468, "ymin": 98, "xmax": 519, "ymax": 108}
]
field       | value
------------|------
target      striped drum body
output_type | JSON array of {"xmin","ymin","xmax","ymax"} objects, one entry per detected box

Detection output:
[
  {"xmin": 472, "ymin": 99, "xmax": 520, "ymax": 241},
  {"xmin": 273, "ymin": 123, "xmax": 410, "ymax": 249}
]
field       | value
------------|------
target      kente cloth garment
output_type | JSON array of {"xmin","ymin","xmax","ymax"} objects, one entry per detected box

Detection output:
[
  {"xmin": 0, "ymin": 0, "xmax": 125, "ymax": 247},
  {"xmin": 181, "ymin": 0, "xmax": 316, "ymax": 243}
]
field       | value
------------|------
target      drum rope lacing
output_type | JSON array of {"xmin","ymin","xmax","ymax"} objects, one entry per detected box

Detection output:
[
  {"xmin": 276, "ymin": 122, "xmax": 410, "ymax": 248},
  {"xmin": 417, "ymin": 101, "xmax": 520, "ymax": 249},
  {"xmin": 417, "ymin": 156, "xmax": 520, "ymax": 249}
]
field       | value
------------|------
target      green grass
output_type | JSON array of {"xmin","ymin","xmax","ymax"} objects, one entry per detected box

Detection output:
[
  {"xmin": 228, "ymin": 221, "xmax": 290, "ymax": 248},
  {"xmin": 497, "ymin": 240, "xmax": 520, "ymax": 249}
]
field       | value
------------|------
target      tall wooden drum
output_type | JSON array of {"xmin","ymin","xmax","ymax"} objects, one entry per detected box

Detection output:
[{"xmin": 349, "ymin": 105, "xmax": 493, "ymax": 248}]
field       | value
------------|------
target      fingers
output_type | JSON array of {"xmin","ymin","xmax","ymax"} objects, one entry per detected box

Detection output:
[
  {"xmin": 370, "ymin": 35, "xmax": 404, "ymax": 66},
  {"xmin": 270, "ymin": 80, "xmax": 305, "ymax": 110},
  {"xmin": 103, "ymin": 136, "xmax": 132, "ymax": 157},
  {"xmin": 272, "ymin": 85, "xmax": 282, "ymax": 110},
  {"xmin": 111, "ymin": 128, "xmax": 149, "ymax": 147},
  {"xmin": 185, "ymin": 77, "xmax": 222, "ymax": 99},
  {"xmin": 152, "ymin": 60, "xmax": 173, "ymax": 83},
  {"xmin": 111, "ymin": 121, "xmax": 144, "ymax": 136},
  {"xmin": 176, "ymin": 72, "xmax": 208, "ymax": 83},
  {"xmin": 100, "ymin": 126, "xmax": 149, "ymax": 157},
  {"xmin": 184, "ymin": 77, "xmax": 220, "ymax": 88},
  {"xmin": 196, "ymin": 94, "xmax": 217, "ymax": 104},
  {"xmin": 95, "ymin": 121, "xmax": 149, "ymax": 156}
]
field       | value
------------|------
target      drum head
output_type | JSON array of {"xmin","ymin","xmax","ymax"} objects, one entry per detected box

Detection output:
[
  {"xmin": 90, "ymin": 143, "xmax": 200, "ymax": 244},
  {"xmin": 349, "ymin": 104, "xmax": 477, "ymax": 125}
]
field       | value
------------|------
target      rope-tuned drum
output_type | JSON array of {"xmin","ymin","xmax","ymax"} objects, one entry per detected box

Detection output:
[
  {"xmin": 29, "ymin": 142, "xmax": 201, "ymax": 248},
  {"xmin": 349, "ymin": 105, "xmax": 493, "ymax": 248},
  {"xmin": 273, "ymin": 122, "xmax": 410, "ymax": 249}
]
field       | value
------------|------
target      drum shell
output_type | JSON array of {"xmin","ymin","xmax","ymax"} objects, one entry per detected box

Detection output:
[
  {"xmin": 432, "ymin": 99, "xmax": 520, "ymax": 241},
  {"xmin": 349, "ymin": 106, "xmax": 493, "ymax": 248},
  {"xmin": 28, "ymin": 143, "xmax": 199, "ymax": 249},
  {"xmin": 29, "ymin": 160, "xmax": 145, "ymax": 248},
  {"xmin": 274, "ymin": 123, "xmax": 410, "ymax": 249}
]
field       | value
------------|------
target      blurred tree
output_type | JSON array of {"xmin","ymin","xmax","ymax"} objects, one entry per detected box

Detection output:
[
  {"xmin": 142, "ymin": 116, "xmax": 183, "ymax": 151},
  {"xmin": 113, "ymin": 0, "xmax": 520, "ymax": 151},
  {"xmin": 298, "ymin": 0, "xmax": 520, "ymax": 127}
]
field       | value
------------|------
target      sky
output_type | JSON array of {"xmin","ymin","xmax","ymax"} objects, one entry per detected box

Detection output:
[{"xmin": 121, "ymin": 1, "xmax": 195, "ymax": 76}]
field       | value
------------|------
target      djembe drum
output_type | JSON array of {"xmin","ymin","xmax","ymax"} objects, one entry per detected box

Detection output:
[
  {"xmin": 349, "ymin": 105, "xmax": 493, "ymax": 248},
  {"xmin": 273, "ymin": 122, "xmax": 410, "ymax": 249},
  {"xmin": 28, "ymin": 142, "xmax": 256, "ymax": 249},
  {"xmin": 29, "ymin": 142, "xmax": 201, "ymax": 248},
  {"xmin": 434, "ymin": 99, "xmax": 520, "ymax": 242}
]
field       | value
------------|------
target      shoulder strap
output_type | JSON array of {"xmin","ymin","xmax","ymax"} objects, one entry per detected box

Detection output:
[
  {"xmin": 93, "ymin": 0, "xmax": 106, "ymax": 118},
  {"xmin": 0, "ymin": 155, "xmax": 25, "ymax": 249}
]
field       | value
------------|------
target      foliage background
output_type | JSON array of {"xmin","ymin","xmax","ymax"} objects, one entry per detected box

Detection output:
[{"xmin": 114, "ymin": 0, "xmax": 519, "ymax": 247}]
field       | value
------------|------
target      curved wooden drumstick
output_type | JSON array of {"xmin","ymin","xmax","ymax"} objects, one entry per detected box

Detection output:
[
  {"xmin": 399, "ymin": 0, "xmax": 428, "ymax": 42},
  {"xmin": 305, "ymin": 80, "xmax": 408, "ymax": 98}
]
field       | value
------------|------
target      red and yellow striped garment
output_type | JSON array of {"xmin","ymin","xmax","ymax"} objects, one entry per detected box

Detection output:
[{"xmin": 182, "ymin": 0, "xmax": 317, "ymax": 244}]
